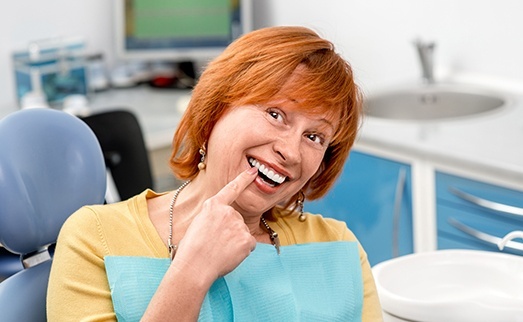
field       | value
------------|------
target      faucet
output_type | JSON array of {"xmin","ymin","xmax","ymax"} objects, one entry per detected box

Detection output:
[
  {"xmin": 497, "ymin": 230, "xmax": 523, "ymax": 251},
  {"xmin": 414, "ymin": 39, "xmax": 436, "ymax": 84}
]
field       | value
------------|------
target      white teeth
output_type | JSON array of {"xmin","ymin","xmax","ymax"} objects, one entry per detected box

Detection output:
[{"xmin": 248, "ymin": 157, "xmax": 286, "ymax": 184}]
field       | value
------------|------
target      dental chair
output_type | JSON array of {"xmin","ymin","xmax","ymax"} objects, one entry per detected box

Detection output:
[
  {"xmin": 80, "ymin": 109, "xmax": 154, "ymax": 202},
  {"xmin": 0, "ymin": 108, "xmax": 106, "ymax": 321}
]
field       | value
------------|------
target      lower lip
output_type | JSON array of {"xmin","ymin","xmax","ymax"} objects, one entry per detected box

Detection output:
[{"xmin": 253, "ymin": 173, "xmax": 282, "ymax": 194}]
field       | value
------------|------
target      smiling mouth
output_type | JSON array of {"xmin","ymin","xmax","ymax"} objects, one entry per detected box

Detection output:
[{"xmin": 248, "ymin": 157, "xmax": 287, "ymax": 187}]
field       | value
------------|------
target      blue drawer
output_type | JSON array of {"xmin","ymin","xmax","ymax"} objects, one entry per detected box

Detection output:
[
  {"xmin": 436, "ymin": 172, "xmax": 523, "ymax": 218},
  {"xmin": 438, "ymin": 233, "xmax": 505, "ymax": 253},
  {"xmin": 436, "ymin": 171, "xmax": 523, "ymax": 254}
]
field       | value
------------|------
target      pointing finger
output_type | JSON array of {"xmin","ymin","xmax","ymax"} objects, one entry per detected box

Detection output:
[{"xmin": 213, "ymin": 167, "xmax": 257, "ymax": 205}]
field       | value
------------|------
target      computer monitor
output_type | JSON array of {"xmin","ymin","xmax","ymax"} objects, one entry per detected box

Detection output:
[{"xmin": 113, "ymin": 0, "xmax": 253, "ymax": 63}]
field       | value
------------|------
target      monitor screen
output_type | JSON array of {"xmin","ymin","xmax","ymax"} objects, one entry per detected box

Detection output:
[{"xmin": 114, "ymin": 0, "xmax": 253, "ymax": 62}]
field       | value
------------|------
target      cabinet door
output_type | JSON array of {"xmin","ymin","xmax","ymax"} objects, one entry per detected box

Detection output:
[
  {"xmin": 436, "ymin": 172, "xmax": 523, "ymax": 255},
  {"xmin": 305, "ymin": 151, "xmax": 413, "ymax": 266}
]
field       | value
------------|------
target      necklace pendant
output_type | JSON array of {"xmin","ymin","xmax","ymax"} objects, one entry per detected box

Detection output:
[
  {"xmin": 272, "ymin": 232, "xmax": 281, "ymax": 255},
  {"xmin": 169, "ymin": 244, "xmax": 177, "ymax": 261},
  {"xmin": 261, "ymin": 216, "xmax": 281, "ymax": 255}
]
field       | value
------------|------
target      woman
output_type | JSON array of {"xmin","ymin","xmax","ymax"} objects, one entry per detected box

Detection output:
[{"xmin": 47, "ymin": 26, "xmax": 383, "ymax": 321}]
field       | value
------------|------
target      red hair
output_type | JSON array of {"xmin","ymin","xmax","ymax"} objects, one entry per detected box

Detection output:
[{"xmin": 170, "ymin": 26, "xmax": 362, "ymax": 205}]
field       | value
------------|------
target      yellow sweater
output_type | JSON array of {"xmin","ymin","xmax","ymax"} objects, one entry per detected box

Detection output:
[{"xmin": 47, "ymin": 189, "xmax": 383, "ymax": 321}]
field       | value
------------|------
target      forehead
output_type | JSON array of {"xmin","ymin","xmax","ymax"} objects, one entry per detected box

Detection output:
[{"xmin": 271, "ymin": 69, "xmax": 342, "ymax": 129}]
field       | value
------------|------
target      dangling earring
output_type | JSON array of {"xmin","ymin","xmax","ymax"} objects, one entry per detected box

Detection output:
[
  {"xmin": 197, "ymin": 146, "xmax": 206, "ymax": 170},
  {"xmin": 296, "ymin": 191, "xmax": 306, "ymax": 222}
]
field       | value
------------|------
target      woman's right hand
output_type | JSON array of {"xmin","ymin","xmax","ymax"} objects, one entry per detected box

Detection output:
[{"xmin": 172, "ymin": 167, "xmax": 258, "ymax": 283}]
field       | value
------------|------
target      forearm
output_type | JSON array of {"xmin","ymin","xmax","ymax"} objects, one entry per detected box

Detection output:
[{"xmin": 142, "ymin": 259, "xmax": 215, "ymax": 321}]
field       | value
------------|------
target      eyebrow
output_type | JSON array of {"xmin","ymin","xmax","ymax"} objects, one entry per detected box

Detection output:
[
  {"xmin": 317, "ymin": 117, "xmax": 336, "ymax": 133},
  {"xmin": 280, "ymin": 94, "xmax": 338, "ymax": 131}
]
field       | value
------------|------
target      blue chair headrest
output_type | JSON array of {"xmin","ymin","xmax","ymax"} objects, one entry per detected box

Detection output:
[{"xmin": 0, "ymin": 109, "xmax": 106, "ymax": 255}]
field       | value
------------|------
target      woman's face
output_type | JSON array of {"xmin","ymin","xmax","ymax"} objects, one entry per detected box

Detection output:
[{"xmin": 205, "ymin": 87, "xmax": 339, "ymax": 217}]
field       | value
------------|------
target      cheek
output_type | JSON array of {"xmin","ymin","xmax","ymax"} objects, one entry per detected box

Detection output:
[
  {"xmin": 206, "ymin": 122, "xmax": 254, "ymax": 165},
  {"xmin": 210, "ymin": 111, "xmax": 265, "ymax": 144},
  {"xmin": 302, "ymin": 153, "xmax": 325, "ymax": 181}
]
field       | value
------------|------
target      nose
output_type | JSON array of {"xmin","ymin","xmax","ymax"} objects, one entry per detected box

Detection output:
[{"xmin": 273, "ymin": 131, "xmax": 302, "ymax": 164}]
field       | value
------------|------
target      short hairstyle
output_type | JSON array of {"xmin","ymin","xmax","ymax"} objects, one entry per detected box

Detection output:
[{"xmin": 170, "ymin": 26, "xmax": 362, "ymax": 206}]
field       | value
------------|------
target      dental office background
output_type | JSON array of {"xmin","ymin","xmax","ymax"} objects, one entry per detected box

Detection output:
[{"xmin": 1, "ymin": 0, "xmax": 523, "ymax": 117}]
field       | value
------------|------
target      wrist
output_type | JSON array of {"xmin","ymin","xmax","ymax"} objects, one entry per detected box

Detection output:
[{"xmin": 170, "ymin": 256, "xmax": 218, "ymax": 291}]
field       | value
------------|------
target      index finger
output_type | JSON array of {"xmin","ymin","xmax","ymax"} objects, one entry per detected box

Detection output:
[{"xmin": 213, "ymin": 167, "xmax": 257, "ymax": 205}]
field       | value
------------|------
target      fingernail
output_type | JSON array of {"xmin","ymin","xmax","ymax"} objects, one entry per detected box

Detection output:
[{"xmin": 247, "ymin": 167, "xmax": 258, "ymax": 175}]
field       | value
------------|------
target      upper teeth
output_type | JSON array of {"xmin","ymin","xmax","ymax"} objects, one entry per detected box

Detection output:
[{"xmin": 248, "ymin": 157, "xmax": 286, "ymax": 184}]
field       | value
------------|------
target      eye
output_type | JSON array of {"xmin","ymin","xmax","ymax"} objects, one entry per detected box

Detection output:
[
  {"xmin": 306, "ymin": 133, "xmax": 325, "ymax": 145},
  {"xmin": 268, "ymin": 109, "xmax": 284, "ymax": 123}
]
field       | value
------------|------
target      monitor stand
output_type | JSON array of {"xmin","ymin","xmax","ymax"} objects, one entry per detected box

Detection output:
[{"xmin": 147, "ymin": 61, "xmax": 197, "ymax": 90}]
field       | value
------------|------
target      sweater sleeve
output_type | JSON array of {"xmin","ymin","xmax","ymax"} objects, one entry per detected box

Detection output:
[
  {"xmin": 47, "ymin": 206, "xmax": 116, "ymax": 321},
  {"xmin": 341, "ymin": 228, "xmax": 383, "ymax": 322}
]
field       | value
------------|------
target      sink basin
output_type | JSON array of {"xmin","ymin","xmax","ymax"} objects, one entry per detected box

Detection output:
[
  {"xmin": 364, "ymin": 84, "xmax": 506, "ymax": 121},
  {"xmin": 372, "ymin": 250, "xmax": 523, "ymax": 322}
]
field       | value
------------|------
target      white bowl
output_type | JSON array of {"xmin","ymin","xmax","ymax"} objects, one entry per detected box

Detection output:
[{"xmin": 372, "ymin": 250, "xmax": 523, "ymax": 322}]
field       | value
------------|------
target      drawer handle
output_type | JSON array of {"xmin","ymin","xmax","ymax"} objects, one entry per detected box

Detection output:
[
  {"xmin": 448, "ymin": 218, "xmax": 523, "ymax": 251},
  {"xmin": 450, "ymin": 187, "xmax": 523, "ymax": 217},
  {"xmin": 392, "ymin": 167, "xmax": 407, "ymax": 258}
]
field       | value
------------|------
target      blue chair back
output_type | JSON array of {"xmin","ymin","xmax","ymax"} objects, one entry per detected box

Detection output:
[{"xmin": 0, "ymin": 108, "xmax": 106, "ymax": 321}]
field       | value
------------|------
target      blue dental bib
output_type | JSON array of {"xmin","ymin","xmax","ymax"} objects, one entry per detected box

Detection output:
[{"xmin": 105, "ymin": 241, "xmax": 363, "ymax": 321}]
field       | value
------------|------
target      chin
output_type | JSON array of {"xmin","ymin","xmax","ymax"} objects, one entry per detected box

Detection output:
[{"xmin": 234, "ymin": 194, "xmax": 276, "ymax": 216}]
